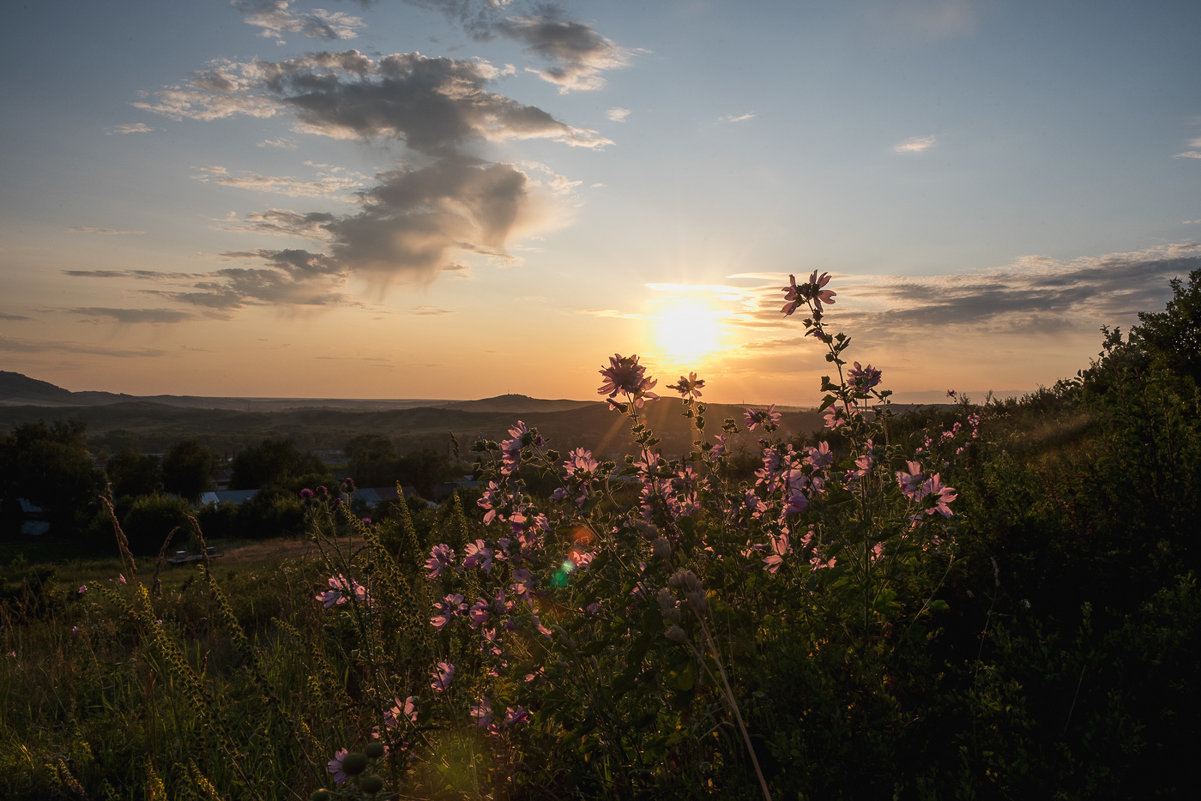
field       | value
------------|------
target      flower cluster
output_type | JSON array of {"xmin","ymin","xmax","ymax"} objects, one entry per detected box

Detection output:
[{"xmin": 598, "ymin": 353, "xmax": 659, "ymax": 411}]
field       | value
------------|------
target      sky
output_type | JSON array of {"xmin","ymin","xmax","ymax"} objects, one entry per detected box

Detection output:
[{"xmin": 2, "ymin": 0, "xmax": 1199, "ymax": 406}]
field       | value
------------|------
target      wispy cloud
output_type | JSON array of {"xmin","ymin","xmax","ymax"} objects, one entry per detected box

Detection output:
[
  {"xmin": 0, "ymin": 312, "xmax": 31, "ymax": 321},
  {"xmin": 70, "ymin": 226, "xmax": 145, "ymax": 236},
  {"xmin": 894, "ymin": 134, "xmax": 936, "ymax": 153},
  {"xmin": 1174, "ymin": 137, "xmax": 1201, "ymax": 159},
  {"xmin": 258, "ymin": 137, "xmax": 297, "ymax": 149},
  {"xmin": 0, "ymin": 335, "xmax": 167, "ymax": 358},
  {"xmin": 607, "ymin": 107, "xmax": 631, "ymax": 122},
  {"xmin": 719, "ymin": 112, "xmax": 756, "ymax": 124},
  {"xmin": 193, "ymin": 164, "xmax": 366, "ymax": 198},
  {"xmin": 70, "ymin": 307, "xmax": 196, "ymax": 324},
  {"xmin": 106, "ymin": 123, "xmax": 153, "ymax": 134},
  {"xmin": 221, "ymin": 208, "xmax": 336, "ymax": 239}
]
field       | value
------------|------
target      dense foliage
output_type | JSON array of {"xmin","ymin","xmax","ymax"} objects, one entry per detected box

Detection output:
[{"xmin": 1, "ymin": 270, "xmax": 1198, "ymax": 800}]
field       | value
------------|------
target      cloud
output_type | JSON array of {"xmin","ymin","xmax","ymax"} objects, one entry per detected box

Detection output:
[
  {"xmin": 139, "ymin": 51, "xmax": 609, "ymax": 153},
  {"xmin": 193, "ymin": 164, "xmax": 366, "ymax": 198},
  {"xmin": 223, "ymin": 208, "xmax": 337, "ymax": 239},
  {"xmin": 70, "ymin": 226, "xmax": 145, "ymax": 236},
  {"xmin": 740, "ymin": 245, "xmax": 1201, "ymax": 339},
  {"xmin": 232, "ymin": 0, "xmax": 364, "ymax": 44},
  {"xmin": 0, "ymin": 312, "xmax": 31, "ymax": 321},
  {"xmin": 894, "ymin": 134, "xmax": 936, "ymax": 153},
  {"xmin": 70, "ymin": 307, "xmax": 196, "ymax": 323},
  {"xmin": 325, "ymin": 158, "xmax": 535, "ymax": 282},
  {"xmin": 410, "ymin": 305, "xmax": 452, "ymax": 315},
  {"xmin": 490, "ymin": 12, "xmax": 630, "ymax": 93},
  {"xmin": 719, "ymin": 112, "xmax": 755, "ymax": 124},
  {"xmin": 0, "ymin": 335, "xmax": 167, "ymax": 358},
  {"xmin": 258, "ymin": 136, "xmax": 297, "ymax": 148},
  {"xmin": 164, "ymin": 248, "xmax": 351, "ymax": 310},
  {"xmin": 607, "ymin": 107, "xmax": 630, "ymax": 122},
  {"xmin": 106, "ymin": 123, "xmax": 154, "ymax": 134}
]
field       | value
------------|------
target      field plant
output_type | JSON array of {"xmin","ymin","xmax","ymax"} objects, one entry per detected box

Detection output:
[{"xmin": 2, "ymin": 270, "xmax": 1199, "ymax": 800}]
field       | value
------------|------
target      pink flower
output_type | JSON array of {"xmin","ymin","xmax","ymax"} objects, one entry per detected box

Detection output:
[
  {"xmin": 470, "ymin": 698, "xmax": 494, "ymax": 728},
  {"xmin": 504, "ymin": 706, "xmax": 530, "ymax": 727},
  {"xmin": 598, "ymin": 353, "xmax": 659, "ymax": 408},
  {"xmin": 424, "ymin": 544, "xmax": 455, "ymax": 579},
  {"xmin": 464, "ymin": 540, "xmax": 494, "ymax": 573},
  {"xmin": 78, "ymin": 585, "xmax": 87, "ymax": 595},
  {"xmin": 430, "ymin": 593, "xmax": 466, "ymax": 631},
  {"xmin": 807, "ymin": 270, "xmax": 836, "ymax": 312},
  {"xmin": 744, "ymin": 405, "xmax": 781, "ymax": 432},
  {"xmin": 431, "ymin": 661, "xmax": 455, "ymax": 693},
  {"xmin": 921, "ymin": 474, "xmax": 957, "ymax": 517},
  {"xmin": 667, "ymin": 372, "xmax": 705, "ymax": 398}
]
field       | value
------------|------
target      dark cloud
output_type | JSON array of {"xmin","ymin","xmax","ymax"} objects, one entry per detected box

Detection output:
[
  {"xmin": 0, "ymin": 312, "xmax": 31, "ymax": 321},
  {"xmin": 860, "ymin": 255, "xmax": 1199, "ymax": 331},
  {"xmin": 259, "ymin": 51, "xmax": 608, "ymax": 154},
  {"xmin": 168, "ymin": 249, "xmax": 349, "ymax": 310},
  {"xmin": 491, "ymin": 12, "xmax": 629, "ymax": 92},
  {"xmin": 331, "ymin": 159, "xmax": 527, "ymax": 276},
  {"xmin": 233, "ymin": 208, "xmax": 337, "ymax": 239},
  {"xmin": 71, "ymin": 307, "xmax": 196, "ymax": 323}
]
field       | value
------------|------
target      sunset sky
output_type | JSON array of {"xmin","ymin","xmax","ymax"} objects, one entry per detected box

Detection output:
[{"xmin": 2, "ymin": 0, "xmax": 1199, "ymax": 405}]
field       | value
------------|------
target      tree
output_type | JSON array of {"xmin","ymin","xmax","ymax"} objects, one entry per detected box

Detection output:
[
  {"xmin": 162, "ymin": 439, "xmax": 216, "ymax": 502},
  {"xmin": 0, "ymin": 419, "xmax": 103, "ymax": 537},
  {"xmin": 1132, "ymin": 267, "xmax": 1201, "ymax": 385},
  {"xmin": 106, "ymin": 446, "xmax": 161, "ymax": 499},
  {"xmin": 345, "ymin": 433, "xmax": 401, "ymax": 488},
  {"xmin": 230, "ymin": 439, "xmax": 328, "ymax": 491}
]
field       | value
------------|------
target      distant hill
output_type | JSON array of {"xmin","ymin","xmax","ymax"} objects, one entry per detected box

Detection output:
[{"xmin": 0, "ymin": 372, "xmax": 823, "ymax": 456}]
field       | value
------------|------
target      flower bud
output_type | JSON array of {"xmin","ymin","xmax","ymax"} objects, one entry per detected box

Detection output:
[
  {"xmin": 359, "ymin": 774, "xmax": 384, "ymax": 794},
  {"xmin": 652, "ymin": 537, "xmax": 672, "ymax": 561},
  {"xmin": 664, "ymin": 624, "xmax": 687, "ymax": 644},
  {"xmin": 340, "ymin": 751, "xmax": 368, "ymax": 776}
]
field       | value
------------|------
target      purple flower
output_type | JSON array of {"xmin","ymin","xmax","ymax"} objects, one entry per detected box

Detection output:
[
  {"xmin": 299, "ymin": 487, "xmax": 314, "ymax": 500},
  {"xmin": 847, "ymin": 361, "xmax": 882, "ymax": 392},
  {"xmin": 328, "ymin": 748, "xmax": 349, "ymax": 786},
  {"xmin": 78, "ymin": 584, "xmax": 87, "ymax": 595}
]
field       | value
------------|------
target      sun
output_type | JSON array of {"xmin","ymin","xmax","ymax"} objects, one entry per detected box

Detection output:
[{"xmin": 653, "ymin": 297, "xmax": 723, "ymax": 367}]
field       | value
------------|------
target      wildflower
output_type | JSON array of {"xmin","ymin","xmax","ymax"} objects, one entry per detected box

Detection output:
[
  {"xmin": 470, "ymin": 698, "xmax": 494, "ymax": 728},
  {"xmin": 431, "ymin": 661, "xmax": 455, "ymax": 693},
  {"xmin": 667, "ymin": 371, "xmax": 705, "ymax": 398},
  {"xmin": 921, "ymin": 474, "xmax": 958, "ymax": 517},
  {"xmin": 315, "ymin": 485, "xmax": 328, "ymax": 497},
  {"xmin": 117, "ymin": 573, "xmax": 127, "ymax": 584},
  {"xmin": 783, "ymin": 271, "xmax": 836, "ymax": 316},
  {"xmin": 896, "ymin": 461, "xmax": 925, "ymax": 500},
  {"xmin": 430, "ymin": 593, "xmax": 466, "ymax": 631},
  {"xmin": 504, "ymin": 706, "xmax": 530, "ymax": 727},
  {"xmin": 341, "ymin": 477, "xmax": 355, "ymax": 493},
  {"xmin": 316, "ymin": 575, "xmax": 369, "ymax": 608},
  {"xmin": 299, "ymin": 487, "xmax": 314, "ymax": 500},
  {"xmin": 328, "ymin": 748, "xmax": 349, "ymax": 786},
  {"xmin": 764, "ymin": 534, "xmax": 789, "ymax": 574},
  {"xmin": 598, "ymin": 353, "xmax": 658, "ymax": 408},
  {"xmin": 78, "ymin": 584, "xmax": 87, "ymax": 595},
  {"xmin": 744, "ymin": 404, "xmax": 781, "ymax": 432},
  {"xmin": 424, "ymin": 544, "xmax": 455, "ymax": 579},
  {"xmin": 847, "ymin": 361, "xmax": 882, "ymax": 392},
  {"xmin": 464, "ymin": 539, "xmax": 494, "ymax": 573},
  {"xmin": 563, "ymin": 447, "xmax": 599, "ymax": 476}
]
